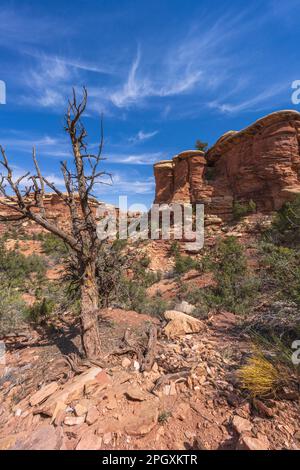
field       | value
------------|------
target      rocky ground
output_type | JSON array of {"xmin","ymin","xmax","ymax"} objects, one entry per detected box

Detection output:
[
  {"xmin": 0, "ymin": 304, "xmax": 299, "ymax": 451},
  {"xmin": 0, "ymin": 212, "xmax": 299, "ymax": 451}
]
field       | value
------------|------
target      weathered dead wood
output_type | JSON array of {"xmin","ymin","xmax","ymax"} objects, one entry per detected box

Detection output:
[
  {"xmin": 0, "ymin": 88, "xmax": 112, "ymax": 360},
  {"xmin": 140, "ymin": 325, "xmax": 158, "ymax": 372}
]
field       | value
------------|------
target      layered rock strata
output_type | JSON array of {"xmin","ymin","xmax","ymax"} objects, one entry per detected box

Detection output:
[{"xmin": 153, "ymin": 110, "xmax": 300, "ymax": 219}]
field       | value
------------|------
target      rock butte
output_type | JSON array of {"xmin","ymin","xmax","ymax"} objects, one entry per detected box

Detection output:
[{"xmin": 153, "ymin": 110, "xmax": 300, "ymax": 220}]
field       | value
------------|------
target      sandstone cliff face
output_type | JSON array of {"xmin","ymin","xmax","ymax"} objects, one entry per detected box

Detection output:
[
  {"xmin": 0, "ymin": 193, "xmax": 100, "ymax": 234},
  {"xmin": 153, "ymin": 110, "xmax": 300, "ymax": 219}
]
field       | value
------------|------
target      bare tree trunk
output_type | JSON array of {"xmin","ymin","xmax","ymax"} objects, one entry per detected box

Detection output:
[{"xmin": 80, "ymin": 261, "xmax": 102, "ymax": 359}]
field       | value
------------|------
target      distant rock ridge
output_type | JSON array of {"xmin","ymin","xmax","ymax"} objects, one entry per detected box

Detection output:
[
  {"xmin": 0, "ymin": 193, "xmax": 107, "ymax": 234},
  {"xmin": 153, "ymin": 110, "xmax": 300, "ymax": 219}
]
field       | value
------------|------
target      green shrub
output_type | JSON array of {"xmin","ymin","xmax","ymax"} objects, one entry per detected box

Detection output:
[
  {"xmin": 267, "ymin": 195, "xmax": 300, "ymax": 246},
  {"xmin": 233, "ymin": 199, "xmax": 256, "ymax": 220},
  {"xmin": 169, "ymin": 241, "xmax": 180, "ymax": 256},
  {"xmin": 0, "ymin": 289, "xmax": 29, "ymax": 335},
  {"xmin": 174, "ymin": 254, "xmax": 199, "ymax": 275},
  {"xmin": 27, "ymin": 298, "xmax": 56, "ymax": 323},
  {"xmin": 197, "ymin": 237, "xmax": 260, "ymax": 315},
  {"xmin": 195, "ymin": 139, "xmax": 208, "ymax": 152},
  {"xmin": 112, "ymin": 238, "xmax": 127, "ymax": 251},
  {"xmin": 0, "ymin": 241, "xmax": 46, "ymax": 289},
  {"xmin": 39, "ymin": 233, "xmax": 69, "ymax": 259},
  {"xmin": 143, "ymin": 295, "xmax": 169, "ymax": 318},
  {"xmin": 259, "ymin": 242, "xmax": 300, "ymax": 305}
]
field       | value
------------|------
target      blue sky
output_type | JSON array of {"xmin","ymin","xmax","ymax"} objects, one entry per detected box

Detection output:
[{"xmin": 0, "ymin": 0, "xmax": 300, "ymax": 208}]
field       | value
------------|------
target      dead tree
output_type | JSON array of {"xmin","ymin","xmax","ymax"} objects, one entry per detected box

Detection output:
[{"xmin": 0, "ymin": 88, "xmax": 110, "ymax": 360}]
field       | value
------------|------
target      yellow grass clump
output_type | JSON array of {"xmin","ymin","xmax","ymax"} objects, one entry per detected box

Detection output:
[{"xmin": 237, "ymin": 352, "xmax": 282, "ymax": 398}]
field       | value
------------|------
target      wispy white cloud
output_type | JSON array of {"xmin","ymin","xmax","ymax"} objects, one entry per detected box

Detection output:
[
  {"xmin": 110, "ymin": 47, "xmax": 202, "ymax": 108},
  {"xmin": 23, "ymin": 49, "xmax": 115, "ymax": 76},
  {"xmin": 208, "ymin": 82, "xmax": 288, "ymax": 114},
  {"xmin": 21, "ymin": 57, "xmax": 74, "ymax": 109},
  {"xmin": 0, "ymin": 131, "xmax": 71, "ymax": 158},
  {"xmin": 128, "ymin": 130, "xmax": 159, "ymax": 143},
  {"xmin": 0, "ymin": 130, "xmax": 165, "ymax": 165},
  {"xmin": 96, "ymin": 173, "xmax": 155, "ymax": 195},
  {"xmin": 106, "ymin": 151, "xmax": 165, "ymax": 165}
]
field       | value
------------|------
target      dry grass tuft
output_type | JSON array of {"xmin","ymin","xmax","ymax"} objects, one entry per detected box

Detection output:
[{"xmin": 237, "ymin": 351, "xmax": 283, "ymax": 398}]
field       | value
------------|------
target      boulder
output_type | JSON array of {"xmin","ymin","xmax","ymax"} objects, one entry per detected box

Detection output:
[
  {"xmin": 174, "ymin": 301, "xmax": 196, "ymax": 315},
  {"xmin": 163, "ymin": 310, "xmax": 204, "ymax": 338}
]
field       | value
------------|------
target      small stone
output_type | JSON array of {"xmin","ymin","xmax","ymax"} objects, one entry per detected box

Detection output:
[
  {"xmin": 29, "ymin": 382, "xmax": 59, "ymax": 406},
  {"xmin": 74, "ymin": 403, "xmax": 87, "ymax": 417},
  {"xmin": 174, "ymin": 301, "xmax": 195, "ymax": 315},
  {"xmin": 85, "ymin": 379, "xmax": 109, "ymax": 397},
  {"xmin": 294, "ymin": 431, "xmax": 300, "ymax": 441},
  {"xmin": 15, "ymin": 408, "xmax": 22, "ymax": 417},
  {"xmin": 76, "ymin": 429, "xmax": 102, "ymax": 450},
  {"xmin": 133, "ymin": 361, "xmax": 140, "ymax": 371},
  {"xmin": 0, "ymin": 435, "xmax": 17, "ymax": 450},
  {"xmin": 86, "ymin": 406, "xmax": 99, "ymax": 426},
  {"xmin": 253, "ymin": 399, "xmax": 274, "ymax": 418},
  {"xmin": 237, "ymin": 434, "xmax": 270, "ymax": 451},
  {"xmin": 64, "ymin": 416, "xmax": 85, "ymax": 426},
  {"xmin": 232, "ymin": 415, "xmax": 252, "ymax": 435},
  {"xmin": 282, "ymin": 387, "xmax": 298, "ymax": 400},
  {"xmin": 121, "ymin": 358, "xmax": 131, "ymax": 368},
  {"xmin": 124, "ymin": 402, "xmax": 159, "ymax": 437},
  {"xmin": 125, "ymin": 387, "xmax": 151, "ymax": 402},
  {"xmin": 103, "ymin": 432, "xmax": 112, "ymax": 445},
  {"xmin": 163, "ymin": 385, "xmax": 171, "ymax": 396},
  {"xmin": 193, "ymin": 437, "xmax": 209, "ymax": 450}
]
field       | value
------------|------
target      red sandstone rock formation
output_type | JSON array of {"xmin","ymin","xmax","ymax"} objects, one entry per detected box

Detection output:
[
  {"xmin": 153, "ymin": 110, "xmax": 300, "ymax": 219},
  {"xmin": 0, "ymin": 193, "xmax": 101, "ymax": 234}
]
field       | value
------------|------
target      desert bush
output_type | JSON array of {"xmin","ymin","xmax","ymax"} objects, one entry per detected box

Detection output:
[
  {"xmin": 195, "ymin": 139, "xmax": 208, "ymax": 152},
  {"xmin": 65, "ymin": 240, "xmax": 163, "ymax": 312},
  {"xmin": 259, "ymin": 242, "xmax": 300, "ymax": 305},
  {"xmin": 142, "ymin": 295, "xmax": 169, "ymax": 318},
  {"xmin": 27, "ymin": 297, "xmax": 56, "ymax": 323},
  {"xmin": 38, "ymin": 233, "xmax": 69, "ymax": 259},
  {"xmin": 115, "ymin": 278, "xmax": 169, "ymax": 318},
  {"xmin": 169, "ymin": 241, "xmax": 180, "ymax": 256},
  {"xmin": 65, "ymin": 241, "xmax": 128, "ymax": 308},
  {"xmin": 243, "ymin": 301, "xmax": 300, "ymax": 340},
  {"xmin": 204, "ymin": 237, "xmax": 260, "ymax": 314},
  {"xmin": 0, "ymin": 289, "xmax": 29, "ymax": 335},
  {"xmin": 233, "ymin": 199, "xmax": 256, "ymax": 220},
  {"xmin": 266, "ymin": 195, "xmax": 300, "ymax": 246},
  {"xmin": 0, "ymin": 240, "xmax": 46, "ymax": 289},
  {"xmin": 179, "ymin": 237, "xmax": 259, "ymax": 315},
  {"xmin": 174, "ymin": 254, "xmax": 199, "ymax": 275}
]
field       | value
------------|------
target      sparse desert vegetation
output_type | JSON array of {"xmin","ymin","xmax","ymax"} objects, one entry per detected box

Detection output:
[{"xmin": 0, "ymin": 96, "xmax": 300, "ymax": 453}]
